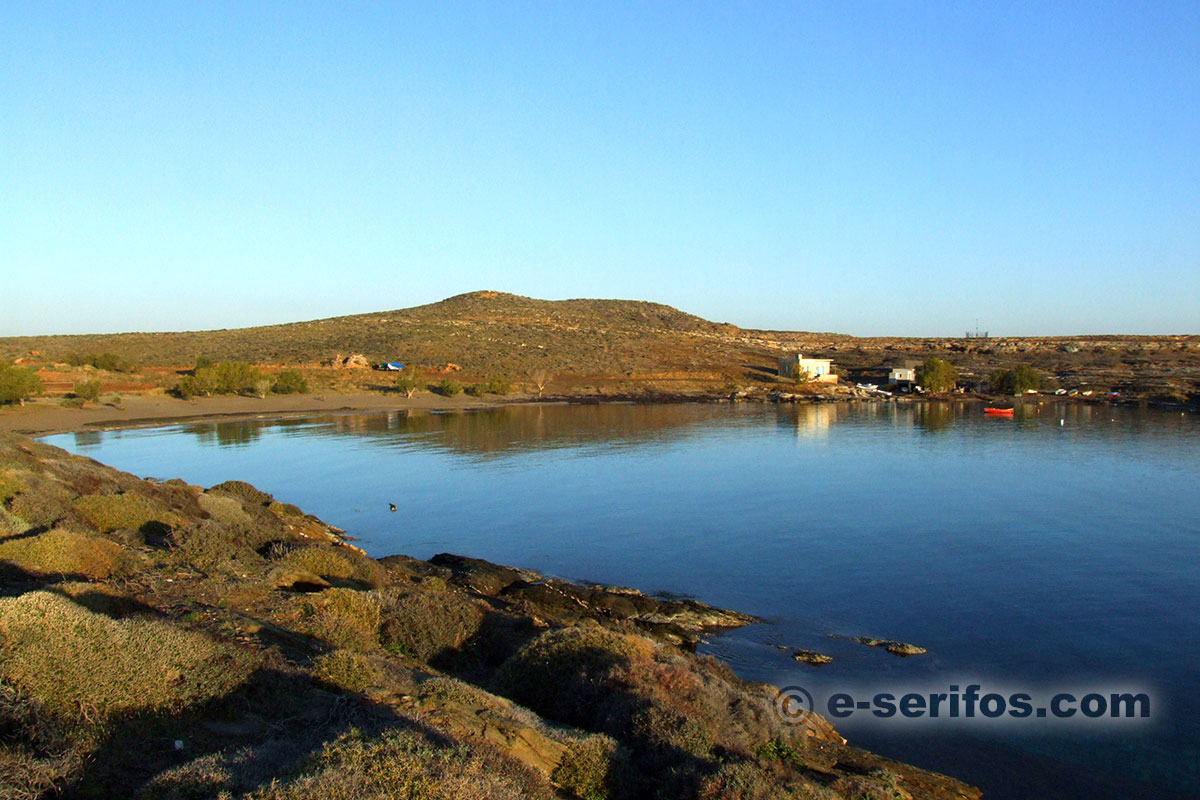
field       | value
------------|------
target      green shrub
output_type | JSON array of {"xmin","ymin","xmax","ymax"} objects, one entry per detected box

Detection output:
[
  {"xmin": 213, "ymin": 361, "xmax": 265, "ymax": 395},
  {"xmin": 309, "ymin": 588, "xmax": 381, "ymax": 651},
  {"xmin": 482, "ymin": 375, "xmax": 513, "ymax": 395},
  {"xmin": 72, "ymin": 379, "xmax": 102, "ymax": 404},
  {"xmin": 171, "ymin": 522, "xmax": 257, "ymax": 572},
  {"xmin": 311, "ymin": 650, "xmax": 384, "ymax": 693},
  {"xmin": 175, "ymin": 367, "xmax": 217, "ymax": 399},
  {"xmin": 493, "ymin": 627, "xmax": 645, "ymax": 725},
  {"xmin": 0, "ymin": 592, "xmax": 255, "ymax": 721},
  {"xmin": 991, "ymin": 363, "xmax": 1041, "ymax": 394},
  {"xmin": 918, "ymin": 357, "xmax": 959, "ymax": 393},
  {"xmin": 0, "ymin": 528, "xmax": 129, "ymax": 579},
  {"xmin": 436, "ymin": 379, "xmax": 462, "ymax": 397},
  {"xmin": 73, "ymin": 492, "xmax": 181, "ymax": 533},
  {"xmin": 380, "ymin": 590, "xmax": 484, "ymax": 661},
  {"xmin": 272, "ymin": 370, "xmax": 309, "ymax": 395},
  {"xmin": 465, "ymin": 383, "xmax": 485, "ymax": 397},
  {"xmin": 283, "ymin": 547, "xmax": 354, "ymax": 580},
  {"xmin": 89, "ymin": 352, "xmax": 129, "ymax": 372},
  {"xmin": 553, "ymin": 735, "xmax": 621, "ymax": 800},
  {"xmin": 0, "ymin": 362, "xmax": 43, "ymax": 406},
  {"xmin": 7, "ymin": 480, "xmax": 76, "ymax": 530}
]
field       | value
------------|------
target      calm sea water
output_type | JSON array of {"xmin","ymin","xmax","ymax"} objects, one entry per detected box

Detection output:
[{"xmin": 45, "ymin": 402, "xmax": 1200, "ymax": 799}]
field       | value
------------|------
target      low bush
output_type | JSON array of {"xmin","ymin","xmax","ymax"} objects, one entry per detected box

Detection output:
[
  {"xmin": 311, "ymin": 650, "xmax": 383, "ymax": 693},
  {"xmin": 175, "ymin": 370, "xmax": 215, "ymax": 399},
  {"xmin": 64, "ymin": 352, "xmax": 132, "ymax": 372},
  {"xmin": 209, "ymin": 480, "xmax": 274, "ymax": 507},
  {"xmin": 73, "ymin": 492, "xmax": 182, "ymax": 533},
  {"xmin": 379, "ymin": 590, "xmax": 484, "ymax": 662},
  {"xmin": 552, "ymin": 735, "xmax": 622, "ymax": 800},
  {"xmin": 271, "ymin": 370, "xmax": 309, "ymax": 395},
  {"xmin": 0, "ymin": 592, "xmax": 255, "ymax": 722},
  {"xmin": 241, "ymin": 727, "xmax": 554, "ymax": 800},
  {"xmin": 282, "ymin": 547, "xmax": 354, "ymax": 580},
  {"xmin": 492, "ymin": 627, "xmax": 647, "ymax": 727},
  {"xmin": 0, "ymin": 528, "xmax": 129, "ymax": 579},
  {"xmin": 435, "ymin": 378, "xmax": 462, "ymax": 397},
  {"xmin": 213, "ymin": 361, "xmax": 265, "ymax": 395},
  {"xmin": 481, "ymin": 375, "xmax": 513, "ymax": 395},
  {"xmin": 6, "ymin": 479, "xmax": 77, "ymax": 530},
  {"xmin": 72, "ymin": 380, "xmax": 102, "ymax": 405},
  {"xmin": 494, "ymin": 626, "xmax": 802, "ymax": 784},
  {"xmin": 309, "ymin": 588, "xmax": 381, "ymax": 651},
  {"xmin": 0, "ymin": 679, "xmax": 86, "ymax": 800},
  {"xmin": 170, "ymin": 522, "xmax": 258, "ymax": 572}
]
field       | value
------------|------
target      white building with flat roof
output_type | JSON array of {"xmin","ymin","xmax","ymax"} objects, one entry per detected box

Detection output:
[{"xmin": 778, "ymin": 353, "xmax": 837, "ymax": 383}]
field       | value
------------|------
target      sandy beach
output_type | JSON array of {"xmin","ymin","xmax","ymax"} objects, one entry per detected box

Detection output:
[{"xmin": 0, "ymin": 391, "xmax": 518, "ymax": 437}]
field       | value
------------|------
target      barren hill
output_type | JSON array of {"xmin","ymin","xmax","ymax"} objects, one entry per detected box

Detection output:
[{"xmin": 2, "ymin": 291, "xmax": 1197, "ymax": 397}]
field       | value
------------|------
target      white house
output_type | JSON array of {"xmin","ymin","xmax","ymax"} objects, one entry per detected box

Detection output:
[
  {"xmin": 778, "ymin": 353, "xmax": 837, "ymax": 383},
  {"xmin": 889, "ymin": 366, "xmax": 917, "ymax": 384}
]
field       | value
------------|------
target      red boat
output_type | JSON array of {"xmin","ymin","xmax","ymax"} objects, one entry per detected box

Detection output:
[{"xmin": 984, "ymin": 407, "xmax": 1015, "ymax": 417}]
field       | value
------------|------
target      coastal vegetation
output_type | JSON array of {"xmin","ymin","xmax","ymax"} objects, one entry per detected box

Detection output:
[
  {"xmin": 0, "ymin": 293, "xmax": 1195, "ymax": 409},
  {"xmin": 0, "ymin": 433, "xmax": 979, "ymax": 799},
  {"xmin": 0, "ymin": 362, "xmax": 42, "ymax": 406},
  {"xmin": 394, "ymin": 368, "xmax": 422, "ymax": 398},
  {"xmin": 918, "ymin": 357, "xmax": 959, "ymax": 393},
  {"xmin": 990, "ymin": 363, "xmax": 1042, "ymax": 394}
]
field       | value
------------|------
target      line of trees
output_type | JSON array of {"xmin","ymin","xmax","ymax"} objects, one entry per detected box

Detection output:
[{"xmin": 175, "ymin": 361, "xmax": 308, "ymax": 399}]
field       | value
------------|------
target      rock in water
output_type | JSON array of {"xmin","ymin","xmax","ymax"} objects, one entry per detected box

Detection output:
[
  {"xmin": 853, "ymin": 636, "xmax": 927, "ymax": 656},
  {"xmin": 793, "ymin": 649, "xmax": 834, "ymax": 665}
]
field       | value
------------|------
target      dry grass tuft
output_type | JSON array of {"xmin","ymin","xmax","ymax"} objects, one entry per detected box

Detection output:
[
  {"xmin": 0, "ymin": 528, "xmax": 129, "ymax": 579},
  {"xmin": 552, "ymin": 735, "xmax": 622, "ymax": 800},
  {"xmin": 310, "ymin": 650, "xmax": 384, "ymax": 693},
  {"xmin": 0, "ymin": 591, "xmax": 256, "ymax": 722},
  {"xmin": 380, "ymin": 590, "xmax": 484, "ymax": 662},
  {"xmin": 243, "ymin": 727, "xmax": 554, "ymax": 800},
  {"xmin": 282, "ymin": 547, "xmax": 354, "ymax": 581},
  {"xmin": 308, "ymin": 588, "xmax": 381, "ymax": 651},
  {"xmin": 73, "ymin": 492, "xmax": 182, "ymax": 534}
]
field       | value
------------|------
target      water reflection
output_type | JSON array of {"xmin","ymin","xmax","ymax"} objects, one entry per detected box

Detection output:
[
  {"xmin": 171, "ymin": 404, "xmax": 748, "ymax": 460},
  {"xmin": 179, "ymin": 420, "xmax": 264, "ymax": 448}
]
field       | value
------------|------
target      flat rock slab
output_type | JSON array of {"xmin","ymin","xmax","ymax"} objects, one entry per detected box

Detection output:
[{"xmin": 853, "ymin": 636, "xmax": 927, "ymax": 656}]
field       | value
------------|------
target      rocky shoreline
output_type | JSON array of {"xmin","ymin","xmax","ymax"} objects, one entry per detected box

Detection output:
[{"xmin": 0, "ymin": 433, "xmax": 981, "ymax": 799}]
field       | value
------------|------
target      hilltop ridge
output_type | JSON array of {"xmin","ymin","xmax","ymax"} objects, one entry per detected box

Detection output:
[{"xmin": 1, "ymin": 292, "xmax": 1196, "ymax": 400}]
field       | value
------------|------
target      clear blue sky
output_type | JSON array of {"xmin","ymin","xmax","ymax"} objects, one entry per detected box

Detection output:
[{"xmin": 2, "ymin": 1, "xmax": 1197, "ymax": 337}]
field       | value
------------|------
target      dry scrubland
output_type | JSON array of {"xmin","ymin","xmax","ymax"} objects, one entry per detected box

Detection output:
[
  {"xmin": 0, "ymin": 433, "xmax": 981, "ymax": 799},
  {"xmin": 2, "ymin": 291, "xmax": 1197, "ymax": 405}
]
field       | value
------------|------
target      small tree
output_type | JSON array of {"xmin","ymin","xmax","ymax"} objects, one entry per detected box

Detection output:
[
  {"xmin": 531, "ymin": 369, "xmax": 552, "ymax": 398},
  {"xmin": 0, "ymin": 362, "xmax": 43, "ymax": 406},
  {"xmin": 991, "ymin": 364, "xmax": 1041, "ymax": 395},
  {"xmin": 73, "ymin": 379, "xmax": 102, "ymax": 405},
  {"xmin": 437, "ymin": 378, "xmax": 462, "ymax": 397},
  {"xmin": 918, "ymin": 357, "xmax": 959, "ymax": 393},
  {"xmin": 395, "ymin": 369, "xmax": 422, "ymax": 399}
]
